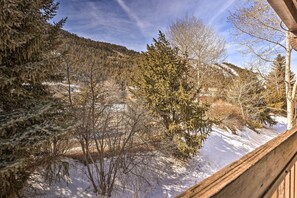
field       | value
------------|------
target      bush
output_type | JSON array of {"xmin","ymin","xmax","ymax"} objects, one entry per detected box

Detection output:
[{"xmin": 207, "ymin": 100, "xmax": 244, "ymax": 133}]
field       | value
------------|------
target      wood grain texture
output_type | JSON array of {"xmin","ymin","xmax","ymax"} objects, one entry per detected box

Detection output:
[
  {"xmin": 271, "ymin": 190, "xmax": 277, "ymax": 198},
  {"xmin": 279, "ymin": 180, "xmax": 285, "ymax": 198},
  {"xmin": 294, "ymin": 163, "xmax": 297, "ymax": 198},
  {"xmin": 289, "ymin": 165, "xmax": 294, "ymax": 198},
  {"xmin": 284, "ymin": 173, "xmax": 290, "ymax": 198}
]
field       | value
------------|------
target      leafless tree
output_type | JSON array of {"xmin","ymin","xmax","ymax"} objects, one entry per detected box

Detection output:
[
  {"xmin": 168, "ymin": 16, "xmax": 226, "ymax": 90},
  {"xmin": 229, "ymin": 0, "xmax": 297, "ymax": 129},
  {"xmin": 71, "ymin": 55, "xmax": 159, "ymax": 196},
  {"xmin": 168, "ymin": 16, "xmax": 226, "ymax": 64}
]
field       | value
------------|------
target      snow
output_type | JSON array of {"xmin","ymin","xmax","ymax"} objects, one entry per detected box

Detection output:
[
  {"xmin": 218, "ymin": 63, "xmax": 239, "ymax": 76},
  {"xmin": 147, "ymin": 117, "xmax": 287, "ymax": 197},
  {"xmin": 43, "ymin": 82, "xmax": 81, "ymax": 93},
  {"xmin": 26, "ymin": 116, "xmax": 287, "ymax": 198},
  {"xmin": 24, "ymin": 161, "xmax": 94, "ymax": 198}
]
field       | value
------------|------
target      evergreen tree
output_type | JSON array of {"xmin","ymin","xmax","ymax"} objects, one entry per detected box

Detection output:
[
  {"xmin": 132, "ymin": 31, "xmax": 212, "ymax": 158},
  {"xmin": 0, "ymin": 1, "xmax": 69, "ymax": 197},
  {"xmin": 264, "ymin": 54, "xmax": 289, "ymax": 114}
]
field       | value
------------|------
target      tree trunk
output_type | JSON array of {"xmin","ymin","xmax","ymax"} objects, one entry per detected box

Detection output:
[
  {"xmin": 66, "ymin": 62, "xmax": 73, "ymax": 106},
  {"xmin": 287, "ymin": 99, "xmax": 295, "ymax": 129},
  {"xmin": 285, "ymin": 32, "xmax": 295, "ymax": 129}
]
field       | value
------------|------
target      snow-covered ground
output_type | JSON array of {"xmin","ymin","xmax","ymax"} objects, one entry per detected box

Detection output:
[{"xmin": 26, "ymin": 116, "xmax": 287, "ymax": 198}]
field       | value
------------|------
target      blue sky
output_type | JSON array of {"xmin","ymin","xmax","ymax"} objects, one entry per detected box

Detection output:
[{"xmin": 53, "ymin": 0, "xmax": 297, "ymax": 73}]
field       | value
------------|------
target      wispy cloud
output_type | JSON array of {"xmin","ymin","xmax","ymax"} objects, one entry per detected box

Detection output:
[
  {"xmin": 208, "ymin": 0, "xmax": 236, "ymax": 26},
  {"xmin": 116, "ymin": 0, "xmax": 149, "ymax": 34},
  {"xmin": 267, "ymin": 38, "xmax": 286, "ymax": 53},
  {"xmin": 56, "ymin": 0, "xmax": 240, "ymax": 56}
]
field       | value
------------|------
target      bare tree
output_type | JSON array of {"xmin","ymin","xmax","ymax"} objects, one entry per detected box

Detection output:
[
  {"xmin": 71, "ymin": 55, "xmax": 158, "ymax": 196},
  {"xmin": 228, "ymin": 0, "xmax": 297, "ymax": 129},
  {"xmin": 227, "ymin": 73, "xmax": 275, "ymax": 129},
  {"xmin": 168, "ymin": 16, "xmax": 226, "ymax": 90},
  {"xmin": 168, "ymin": 16, "xmax": 226, "ymax": 64}
]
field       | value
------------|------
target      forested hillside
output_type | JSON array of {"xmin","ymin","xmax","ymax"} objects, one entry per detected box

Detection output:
[{"xmin": 59, "ymin": 30, "xmax": 138, "ymax": 84}]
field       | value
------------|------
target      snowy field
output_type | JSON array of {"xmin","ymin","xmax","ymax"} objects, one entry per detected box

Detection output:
[{"xmin": 26, "ymin": 117, "xmax": 287, "ymax": 198}]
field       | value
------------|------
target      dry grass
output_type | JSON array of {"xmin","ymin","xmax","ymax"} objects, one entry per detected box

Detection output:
[
  {"xmin": 64, "ymin": 135, "xmax": 163, "ymax": 164},
  {"xmin": 207, "ymin": 100, "xmax": 245, "ymax": 133}
]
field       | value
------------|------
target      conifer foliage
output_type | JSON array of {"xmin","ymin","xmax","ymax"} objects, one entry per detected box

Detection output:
[
  {"xmin": 0, "ymin": 1, "xmax": 68, "ymax": 197},
  {"xmin": 264, "ymin": 54, "xmax": 290, "ymax": 114},
  {"xmin": 132, "ymin": 31, "xmax": 212, "ymax": 158}
]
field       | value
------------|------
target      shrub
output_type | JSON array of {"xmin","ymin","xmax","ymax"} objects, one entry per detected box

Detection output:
[{"xmin": 207, "ymin": 100, "xmax": 244, "ymax": 133}]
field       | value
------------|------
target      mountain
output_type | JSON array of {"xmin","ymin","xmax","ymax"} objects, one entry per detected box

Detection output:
[
  {"xmin": 58, "ymin": 30, "xmax": 139, "ymax": 84},
  {"xmin": 56, "ymin": 31, "xmax": 258, "ymax": 103},
  {"xmin": 213, "ymin": 62, "xmax": 255, "ymax": 78},
  {"xmin": 60, "ymin": 30, "xmax": 138, "ymax": 56}
]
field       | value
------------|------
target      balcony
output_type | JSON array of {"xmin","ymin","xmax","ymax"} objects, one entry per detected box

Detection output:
[{"xmin": 177, "ymin": 126, "xmax": 297, "ymax": 197}]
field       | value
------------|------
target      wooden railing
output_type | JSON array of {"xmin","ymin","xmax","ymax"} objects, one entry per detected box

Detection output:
[
  {"xmin": 266, "ymin": 153, "xmax": 297, "ymax": 198},
  {"xmin": 177, "ymin": 126, "xmax": 297, "ymax": 198}
]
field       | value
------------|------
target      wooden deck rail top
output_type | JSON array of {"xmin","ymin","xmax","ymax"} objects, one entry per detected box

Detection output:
[{"xmin": 177, "ymin": 126, "xmax": 297, "ymax": 198}]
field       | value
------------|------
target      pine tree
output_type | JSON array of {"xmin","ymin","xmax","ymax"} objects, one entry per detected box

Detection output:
[
  {"xmin": 132, "ymin": 31, "xmax": 212, "ymax": 158},
  {"xmin": 264, "ymin": 54, "xmax": 290, "ymax": 115},
  {"xmin": 245, "ymin": 74, "xmax": 276, "ymax": 127},
  {"xmin": 0, "ymin": 1, "xmax": 69, "ymax": 197}
]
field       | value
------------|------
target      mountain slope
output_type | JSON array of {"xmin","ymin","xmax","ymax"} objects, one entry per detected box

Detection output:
[{"xmin": 58, "ymin": 30, "xmax": 139, "ymax": 84}]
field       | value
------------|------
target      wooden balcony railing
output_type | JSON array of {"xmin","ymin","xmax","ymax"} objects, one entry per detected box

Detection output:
[{"xmin": 177, "ymin": 126, "xmax": 297, "ymax": 198}]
